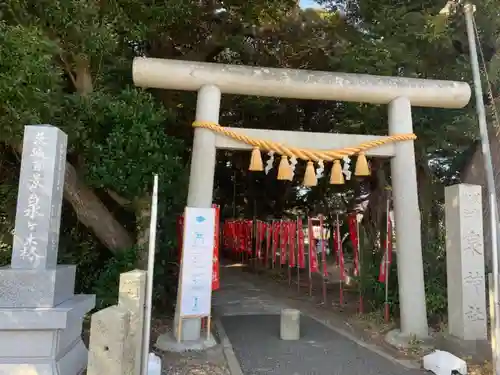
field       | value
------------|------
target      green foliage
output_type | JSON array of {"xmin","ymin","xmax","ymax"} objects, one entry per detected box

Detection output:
[
  {"xmin": 75, "ymin": 88, "xmax": 185, "ymax": 199},
  {"xmin": 422, "ymin": 235, "xmax": 448, "ymax": 321},
  {"xmin": 0, "ymin": 22, "xmax": 63, "ymax": 141},
  {"xmin": 91, "ymin": 247, "xmax": 138, "ymax": 310},
  {"xmin": 360, "ymin": 232, "xmax": 448, "ymax": 323},
  {"xmin": 0, "ymin": 0, "xmax": 498, "ymax": 321}
]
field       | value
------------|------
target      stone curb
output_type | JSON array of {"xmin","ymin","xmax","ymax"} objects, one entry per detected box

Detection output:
[{"xmin": 213, "ymin": 316, "xmax": 244, "ymax": 375}]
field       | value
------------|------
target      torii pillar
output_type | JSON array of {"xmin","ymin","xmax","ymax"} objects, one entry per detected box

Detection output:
[{"xmin": 133, "ymin": 58, "xmax": 471, "ymax": 344}]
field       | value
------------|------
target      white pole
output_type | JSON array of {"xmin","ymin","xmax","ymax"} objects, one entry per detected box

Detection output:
[
  {"xmin": 463, "ymin": 4, "xmax": 500, "ymax": 374},
  {"xmin": 141, "ymin": 174, "xmax": 159, "ymax": 375}
]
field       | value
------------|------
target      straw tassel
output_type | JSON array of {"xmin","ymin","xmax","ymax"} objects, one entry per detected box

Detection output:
[
  {"xmin": 249, "ymin": 147, "xmax": 264, "ymax": 171},
  {"xmin": 330, "ymin": 160, "xmax": 345, "ymax": 184},
  {"xmin": 354, "ymin": 152, "xmax": 370, "ymax": 176},
  {"xmin": 277, "ymin": 155, "xmax": 291, "ymax": 180},
  {"xmin": 303, "ymin": 161, "xmax": 317, "ymax": 187}
]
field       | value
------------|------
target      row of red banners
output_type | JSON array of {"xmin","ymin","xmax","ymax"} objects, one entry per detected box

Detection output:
[
  {"xmin": 175, "ymin": 206, "xmax": 393, "ymax": 292},
  {"xmin": 222, "ymin": 214, "xmax": 393, "ymax": 283},
  {"xmin": 176, "ymin": 204, "xmax": 220, "ymax": 291}
]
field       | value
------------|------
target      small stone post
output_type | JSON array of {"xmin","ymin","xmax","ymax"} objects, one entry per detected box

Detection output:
[
  {"xmin": 445, "ymin": 184, "xmax": 487, "ymax": 340},
  {"xmin": 87, "ymin": 270, "xmax": 147, "ymax": 375},
  {"xmin": 119, "ymin": 270, "xmax": 147, "ymax": 375},
  {"xmin": 87, "ymin": 306, "xmax": 132, "ymax": 375},
  {"xmin": 280, "ymin": 309, "xmax": 300, "ymax": 340}
]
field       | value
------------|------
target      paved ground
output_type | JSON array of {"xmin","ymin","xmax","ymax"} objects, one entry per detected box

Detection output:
[{"xmin": 213, "ymin": 265, "xmax": 426, "ymax": 375}]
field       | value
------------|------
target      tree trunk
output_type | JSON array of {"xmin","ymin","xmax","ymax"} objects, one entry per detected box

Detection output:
[
  {"xmin": 64, "ymin": 162, "xmax": 134, "ymax": 252},
  {"xmin": 135, "ymin": 194, "xmax": 152, "ymax": 270},
  {"xmin": 63, "ymin": 53, "xmax": 134, "ymax": 252},
  {"xmin": 362, "ymin": 160, "xmax": 388, "ymax": 248},
  {"xmin": 11, "ymin": 140, "xmax": 133, "ymax": 254}
]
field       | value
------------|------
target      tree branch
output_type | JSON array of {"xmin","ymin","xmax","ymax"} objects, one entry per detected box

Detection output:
[
  {"xmin": 59, "ymin": 53, "xmax": 77, "ymax": 87},
  {"xmin": 106, "ymin": 189, "xmax": 133, "ymax": 207},
  {"xmin": 11, "ymin": 142, "xmax": 133, "ymax": 253}
]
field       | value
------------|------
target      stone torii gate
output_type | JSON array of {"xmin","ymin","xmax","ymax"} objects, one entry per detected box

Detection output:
[{"xmin": 132, "ymin": 58, "xmax": 471, "ymax": 344}]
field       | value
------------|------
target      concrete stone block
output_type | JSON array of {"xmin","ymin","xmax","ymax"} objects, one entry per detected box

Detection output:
[
  {"xmin": 0, "ymin": 336, "xmax": 88, "ymax": 375},
  {"xmin": 55, "ymin": 311, "xmax": 86, "ymax": 355},
  {"xmin": 0, "ymin": 294, "xmax": 95, "ymax": 330},
  {"xmin": 445, "ymin": 184, "xmax": 487, "ymax": 341},
  {"xmin": 118, "ymin": 269, "xmax": 146, "ymax": 375},
  {"xmin": 57, "ymin": 338, "xmax": 89, "ymax": 375},
  {"xmin": 87, "ymin": 305, "xmax": 134, "ymax": 375},
  {"xmin": 0, "ymin": 265, "xmax": 75, "ymax": 308},
  {"xmin": 280, "ymin": 309, "xmax": 300, "ymax": 340},
  {"xmin": 0, "ymin": 295, "xmax": 94, "ymax": 375}
]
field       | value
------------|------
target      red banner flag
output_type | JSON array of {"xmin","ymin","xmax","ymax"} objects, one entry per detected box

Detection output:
[
  {"xmin": 212, "ymin": 204, "xmax": 220, "ymax": 291},
  {"xmin": 319, "ymin": 216, "xmax": 328, "ymax": 277},
  {"xmin": 258, "ymin": 221, "xmax": 266, "ymax": 259},
  {"xmin": 333, "ymin": 219, "xmax": 340, "ymax": 266},
  {"xmin": 176, "ymin": 215, "xmax": 184, "ymax": 264},
  {"xmin": 347, "ymin": 214, "xmax": 360, "ymax": 276},
  {"xmin": 239, "ymin": 221, "xmax": 244, "ymax": 253},
  {"xmin": 230, "ymin": 221, "xmax": 236, "ymax": 251},
  {"xmin": 308, "ymin": 218, "xmax": 319, "ymax": 273},
  {"xmin": 297, "ymin": 218, "xmax": 305, "ymax": 268},
  {"xmin": 246, "ymin": 220, "xmax": 253, "ymax": 254},
  {"xmin": 272, "ymin": 222, "xmax": 279, "ymax": 263},
  {"xmin": 339, "ymin": 246, "xmax": 346, "ymax": 282},
  {"xmin": 255, "ymin": 221, "xmax": 262, "ymax": 259},
  {"xmin": 230, "ymin": 221, "xmax": 237, "ymax": 252},
  {"xmin": 265, "ymin": 223, "xmax": 271, "ymax": 264},
  {"xmin": 280, "ymin": 221, "xmax": 288, "ymax": 265},
  {"xmin": 378, "ymin": 213, "xmax": 393, "ymax": 283},
  {"xmin": 289, "ymin": 221, "xmax": 296, "ymax": 267}
]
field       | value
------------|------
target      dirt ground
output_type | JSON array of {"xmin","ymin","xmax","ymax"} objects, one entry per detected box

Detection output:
[
  {"xmin": 82, "ymin": 314, "xmax": 230, "ymax": 375},
  {"xmin": 150, "ymin": 316, "xmax": 230, "ymax": 375}
]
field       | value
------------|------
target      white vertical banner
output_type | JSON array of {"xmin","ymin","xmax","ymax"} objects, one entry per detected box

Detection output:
[{"xmin": 179, "ymin": 207, "xmax": 216, "ymax": 317}]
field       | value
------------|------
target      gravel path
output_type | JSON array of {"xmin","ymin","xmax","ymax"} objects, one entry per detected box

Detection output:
[{"xmin": 221, "ymin": 314, "xmax": 424, "ymax": 375}]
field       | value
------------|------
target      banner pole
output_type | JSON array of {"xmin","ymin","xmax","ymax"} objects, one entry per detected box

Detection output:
[
  {"xmin": 384, "ymin": 190, "xmax": 391, "ymax": 323},
  {"xmin": 140, "ymin": 175, "xmax": 159, "ymax": 375},
  {"xmin": 320, "ymin": 215, "xmax": 327, "ymax": 306},
  {"xmin": 336, "ymin": 213, "xmax": 344, "ymax": 306}
]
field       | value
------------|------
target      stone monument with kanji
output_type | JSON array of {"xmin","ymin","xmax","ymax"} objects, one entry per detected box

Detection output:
[{"xmin": 0, "ymin": 125, "xmax": 95, "ymax": 374}]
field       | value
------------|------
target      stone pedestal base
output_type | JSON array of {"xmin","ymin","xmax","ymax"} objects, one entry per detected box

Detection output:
[
  {"xmin": 0, "ymin": 294, "xmax": 95, "ymax": 375},
  {"xmin": 0, "ymin": 265, "xmax": 76, "ymax": 308},
  {"xmin": 436, "ymin": 333, "xmax": 491, "ymax": 363},
  {"xmin": 156, "ymin": 330, "xmax": 217, "ymax": 353},
  {"xmin": 384, "ymin": 329, "xmax": 433, "ymax": 350},
  {"xmin": 0, "ymin": 338, "xmax": 87, "ymax": 375},
  {"xmin": 280, "ymin": 309, "xmax": 300, "ymax": 341}
]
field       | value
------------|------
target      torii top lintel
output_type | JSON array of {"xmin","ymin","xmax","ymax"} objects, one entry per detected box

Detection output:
[{"xmin": 132, "ymin": 57, "xmax": 471, "ymax": 109}]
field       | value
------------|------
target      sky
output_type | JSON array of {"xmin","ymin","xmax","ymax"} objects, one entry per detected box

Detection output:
[{"xmin": 299, "ymin": 0, "xmax": 322, "ymax": 9}]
